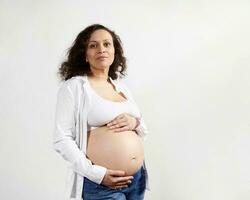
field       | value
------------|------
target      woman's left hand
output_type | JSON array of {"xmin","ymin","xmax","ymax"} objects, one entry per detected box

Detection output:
[{"xmin": 107, "ymin": 113, "xmax": 137, "ymax": 132}]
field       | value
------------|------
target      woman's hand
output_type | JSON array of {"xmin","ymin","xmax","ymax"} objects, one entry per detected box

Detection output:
[
  {"xmin": 107, "ymin": 113, "xmax": 137, "ymax": 132},
  {"xmin": 101, "ymin": 169, "xmax": 133, "ymax": 189}
]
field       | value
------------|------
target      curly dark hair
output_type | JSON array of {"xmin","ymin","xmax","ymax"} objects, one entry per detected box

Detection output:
[{"xmin": 58, "ymin": 24, "xmax": 127, "ymax": 81}]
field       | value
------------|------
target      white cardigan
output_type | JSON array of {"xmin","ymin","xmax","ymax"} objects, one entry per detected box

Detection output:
[{"xmin": 53, "ymin": 75, "xmax": 149, "ymax": 200}]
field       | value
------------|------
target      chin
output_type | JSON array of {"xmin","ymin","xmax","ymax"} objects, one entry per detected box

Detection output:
[{"xmin": 94, "ymin": 63, "xmax": 112, "ymax": 69}]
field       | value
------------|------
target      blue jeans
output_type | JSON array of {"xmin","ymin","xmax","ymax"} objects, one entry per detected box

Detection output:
[{"xmin": 82, "ymin": 167, "xmax": 146, "ymax": 200}]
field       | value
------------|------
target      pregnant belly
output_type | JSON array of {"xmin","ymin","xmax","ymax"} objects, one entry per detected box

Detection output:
[{"xmin": 86, "ymin": 126, "xmax": 144, "ymax": 176}]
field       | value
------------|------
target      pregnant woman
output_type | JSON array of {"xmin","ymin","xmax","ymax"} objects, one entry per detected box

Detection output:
[{"xmin": 53, "ymin": 24, "xmax": 149, "ymax": 200}]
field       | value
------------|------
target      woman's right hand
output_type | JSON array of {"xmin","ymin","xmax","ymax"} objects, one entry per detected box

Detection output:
[{"xmin": 101, "ymin": 169, "xmax": 134, "ymax": 189}]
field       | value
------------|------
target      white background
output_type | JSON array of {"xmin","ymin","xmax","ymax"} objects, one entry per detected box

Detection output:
[{"xmin": 0, "ymin": 0, "xmax": 250, "ymax": 199}]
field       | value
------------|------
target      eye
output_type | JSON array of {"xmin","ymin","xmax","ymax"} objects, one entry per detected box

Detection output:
[
  {"xmin": 104, "ymin": 42, "xmax": 111, "ymax": 47},
  {"xmin": 89, "ymin": 43, "xmax": 97, "ymax": 48}
]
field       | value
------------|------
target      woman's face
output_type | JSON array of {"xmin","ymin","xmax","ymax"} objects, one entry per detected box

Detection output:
[{"xmin": 85, "ymin": 29, "xmax": 115, "ymax": 72}]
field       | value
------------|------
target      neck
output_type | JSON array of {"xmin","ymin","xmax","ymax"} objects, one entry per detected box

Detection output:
[
  {"xmin": 89, "ymin": 67, "xmax": 109, "ymax": 79},
  {"xmin": 89, "ymin": 72, "xmax": 109, "ymax": 82}
]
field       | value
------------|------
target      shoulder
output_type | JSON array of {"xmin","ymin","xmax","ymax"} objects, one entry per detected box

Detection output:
[
  {"xmin": 111, "ymin": 78, "xmax": 129, "ymax": 90},
  {"xmin": 66, "ymin": 75, "xmax": 87, "ymax": 87},
  {"xmin": 60, "ymin": 75, "xmax": 87, "ymax": 90},
  {"xmin": 111, "ymin": 78, "xmax": 134, "ymax": 98},
  {"xmin": 57, "ymin": 75, "xmax": 88, "ymax": 97}
]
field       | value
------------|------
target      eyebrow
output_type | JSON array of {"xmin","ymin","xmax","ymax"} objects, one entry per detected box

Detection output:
[{"xmin": 89, "ymin": 39, "xmax": 111, "ymax": 43}]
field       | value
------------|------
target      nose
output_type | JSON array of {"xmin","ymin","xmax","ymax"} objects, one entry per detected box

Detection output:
[{"xmin": 97, "ymin": 43, "xmax": 106, "ymax": 53}]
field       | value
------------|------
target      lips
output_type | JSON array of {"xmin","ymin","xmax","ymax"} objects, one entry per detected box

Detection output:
[{"xmin": 97, "ymin": 56, "xmax": 108, "ymax": 59}]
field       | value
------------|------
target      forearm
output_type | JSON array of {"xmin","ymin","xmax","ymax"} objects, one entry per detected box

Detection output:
[{"xmin": 53, "ymin": 135, "xmax": 107, "ymax": 183}]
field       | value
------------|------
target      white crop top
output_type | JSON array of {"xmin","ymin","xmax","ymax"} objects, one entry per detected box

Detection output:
[{"xmin": 86, "ymin": 77, "xmax": 141, "ymax": 130}]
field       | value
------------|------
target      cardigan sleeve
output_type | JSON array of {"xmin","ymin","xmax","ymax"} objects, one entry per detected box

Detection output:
[
  {"xmin": 53, "ymin": 82, "xmax": 106, "ymax": 184},
  {"xmin": 119, "ymin": 82, "xmax": 148, "ymax": 141}
]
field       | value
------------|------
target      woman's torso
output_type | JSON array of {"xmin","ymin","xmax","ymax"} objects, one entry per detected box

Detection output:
[{"xmin": 85, "ymin": 77, "xmax": 144, "ymax": 175}]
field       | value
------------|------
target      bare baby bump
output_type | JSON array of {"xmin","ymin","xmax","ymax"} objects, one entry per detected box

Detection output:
[{"xmin": 86, "ymin": 126, "xmax": 144, "ymax": 176}]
